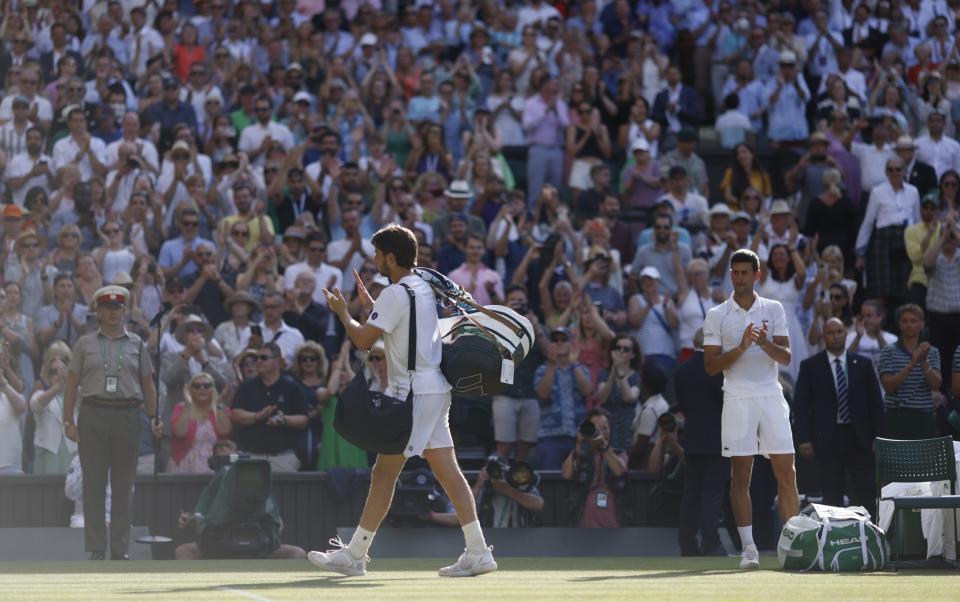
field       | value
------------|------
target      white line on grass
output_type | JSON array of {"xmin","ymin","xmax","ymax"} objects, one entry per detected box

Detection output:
[{"xmin": 217, "ymin": 586, "xmax": 276, "ymax": 602}]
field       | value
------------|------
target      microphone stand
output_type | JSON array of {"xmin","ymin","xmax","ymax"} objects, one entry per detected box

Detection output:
[{"xmin": 136, "ymin": 304, "xmax": 172, "ymax": 547}]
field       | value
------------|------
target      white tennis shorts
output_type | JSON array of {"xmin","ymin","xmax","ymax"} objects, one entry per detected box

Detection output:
[
  {"xmin": 721, "ymin": 391, "xmax": 794, "ymax": 458},
  {"xmin": 404, "ymin": 392, "xmax": 454, "ymax": 458}
]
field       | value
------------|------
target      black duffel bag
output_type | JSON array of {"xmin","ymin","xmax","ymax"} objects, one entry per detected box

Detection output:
[{"xmin": 334, "ymin": 284, "xmax": 416, "ymax": 455}]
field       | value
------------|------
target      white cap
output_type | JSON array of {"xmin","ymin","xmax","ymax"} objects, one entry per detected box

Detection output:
[
  {"xmin": 293, "ymin": 91, "xmax": 312, "ymax": 103},
  {"xmin": 360, "ymin": 33, "xmax": 378, "ymax": 46},
  {"xmin": 709, "ymin": 204, "xmax": 733, "ymax": 217},
  {"xmin": 631, "ymin": 137, "xmax": 650, "ymax": 153},
  {"xmin": 779, "ymin": 50, "xmax": 798, "ymax": 64},
  {"xmin": 639, "ymin": 266, "xmax": 661, "ymax": 280}
]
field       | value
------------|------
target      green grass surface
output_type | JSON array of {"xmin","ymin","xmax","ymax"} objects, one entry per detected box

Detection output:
[{"xmin": 0, "ymin": 557, "xmax": 956, "ymax": 601}]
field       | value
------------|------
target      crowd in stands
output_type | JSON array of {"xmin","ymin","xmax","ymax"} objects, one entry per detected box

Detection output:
[{"xmin": 2, "ymin": 0, "xmax": 960, "ymax": 488}]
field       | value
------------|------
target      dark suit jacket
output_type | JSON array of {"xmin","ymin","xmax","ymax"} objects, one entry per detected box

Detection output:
[
  {"xmin": 39, "ymin": 49, "xmax": 83, "ymax": 82},
  {"xmin": 907, "ymin": 160, "xmax": 938, "ymax": 201},
  {"xmin": 673, "ymin": 351, "xmax": 724, "ymax": 456},
  {"xmin": 793, "ymin": 351, "xmax": 884, "ymax": 451},
  {"xmin": 652, "ymin": 85, "xmax": 701, "ymax": 134}
]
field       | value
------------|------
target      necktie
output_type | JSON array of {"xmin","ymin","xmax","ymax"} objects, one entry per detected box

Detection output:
[{"xmin": 835, "ymin": 358, "xmax": 850, "ymax": 424}]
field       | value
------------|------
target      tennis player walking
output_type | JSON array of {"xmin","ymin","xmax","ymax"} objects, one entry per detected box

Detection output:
[
  {"xmin": 702, "ymin": 249, "xmax": 800, "ymax": 569},
  {"xmin": 308, "ymin": 225, "xmax": 497, "ymax": 577}
]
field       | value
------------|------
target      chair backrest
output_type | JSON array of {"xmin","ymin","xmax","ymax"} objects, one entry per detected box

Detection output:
[{"xmin": 875, "ymin": 437, "xmax": 957, "ymax": 491}]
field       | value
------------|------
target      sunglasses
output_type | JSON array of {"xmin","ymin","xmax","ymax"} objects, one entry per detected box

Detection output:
[
  {"xmin": 887, "ymin": 167, "xmax": 903, "ymax": 173},
  {"xmin": 614, "ymin": 345, "xmax": 634, "ymax": 353},
  {"xmin": 308, "ymin": 246, "xmax": 326, "ymax": 253},
  {"xmin": 103, "ymin": 228, "xmax": 119, "ymax": 235},
  {"xmin": 61, "ymin": 232, "xmax": 79, "ymax": 238},
  {"xmin": 551, "ymin": 336, "xmax": 570, "ymax": 343},
  {"xmin": 299, "ymin": 355, "xmax": 319, "ymax": 362},
  {"xmin": 232, "ymin": 230, "xmax": 249, "ymax": 237},
  {"xmin": 257, "ymin": 354, "xmax": 276, "ymax": 361},
  {"xmin": 21, "ymin": 242, "xmax": 39, "ymax": 249},
  {"xmin": 223, "ymin": 161, "xmax": 239, "ymax": 169},
  {"xmin": 190, "ymin": 381, "xmax": 214, "ymax": 390},
  {"xmin": 654, "ymin": 225, "xmax": 672, "ymax": 231},
  {"xmin": 186, "ymin": 326, "xmax": 206, "ymax": 334},
  {"xmin": 830, "ymin": 294, "xmax": 845, "ymax": 300}
]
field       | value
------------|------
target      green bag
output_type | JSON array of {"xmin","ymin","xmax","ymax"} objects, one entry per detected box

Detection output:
[{"xmin": 777, "ymin": 504, "xmax": 887, "ymax": 572}]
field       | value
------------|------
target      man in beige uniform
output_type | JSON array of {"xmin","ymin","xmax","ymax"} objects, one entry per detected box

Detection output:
[{"xmin": 63, "ymin": 286, "xmax": 163, "ymax": 560}]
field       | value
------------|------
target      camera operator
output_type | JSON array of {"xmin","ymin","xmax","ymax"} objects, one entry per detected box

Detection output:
[
  {"xmin": 473, "ymin": 457, "xmax": 544, "ymax": 527},
  {"xmin": 561, "ymin": 408, "xmax": 628, "ymax": 528},
  {"xmin": 175, "ymin": 440, "xmax": 306, "ymax": 560}
]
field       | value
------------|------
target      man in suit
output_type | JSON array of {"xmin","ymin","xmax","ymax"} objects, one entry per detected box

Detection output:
[
  {"xmin": 895, "ymin": 135, "xmax": 938, "ymax": 201},
  {"xmin": 39, "ymin": 22, "xmax": 83, "ymax": 83},
  {"xmin": 794, "ymin": 318, "xmax": 884, "ymax": 518},
  {"xmin": 652, "ymin": 65, "xmax": 701, "ymax": 151},
  {"xmin": 673, "ymin": 329, "xmax": 728, "ymax": 556}
]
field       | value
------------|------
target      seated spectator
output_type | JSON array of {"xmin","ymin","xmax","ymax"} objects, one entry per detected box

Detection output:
[
  {"xmin": 628, "ymin": 361, "xmax": 670, "ymax": 469},
  {"xmin": 0, "ymin": 357, "xmax": 27, "ymax": 474},
  {"xmin": 230, "ymin": 343, "xmax": 310, "ymax": 472},
  {"xmin": 595, "ymin": 335, "xmax": 642, "ymax": 451},
  {"xmin": 534, "ymin": 326, "xmax": 591, "ymax": 470},
  {"xmin": 214, "ymin": 292, "xmax": 260, "ymax": 361},
  {"xmin": 561, "ymin": 407, "xmax": 629, "ymax": 528},
  {"xmin": 720, "ymin": 143, "xmax": 772, "ymax": 209},
  {"xmin": 169, "ymin": 373, "xmax": 233, "ymax": 474},
  {"xmin": 36, "ymin": 273, "xmax": 88, "ymax": 348},
  {"xmin": 315, "ymin": 340, "xmax": 369, "ymax": 471},
  {"xmin": 878, "ymin": 304, "xmax": 941, "ymax": 440},
  {"xmin": 257, "ymin": 291, "xmax": 306, "ymax": 368},
  {"xmin": 628, "ymin": 266, "xmax": 679, "ymax": 375},
  {"xmin": 290, "ymin": 341, "xmax": 331, "ymax": 468},
  {"xmin": 30, "ymin": 348, "xmax": 76, "ymax": 475}
]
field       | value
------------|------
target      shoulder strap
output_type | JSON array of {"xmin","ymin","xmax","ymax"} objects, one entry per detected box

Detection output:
[{"xmin": 399, "ymin": 283, "xmax": 417, "ymax": 377}]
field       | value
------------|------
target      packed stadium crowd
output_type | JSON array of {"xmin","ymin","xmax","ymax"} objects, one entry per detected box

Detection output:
[{"xmin": 1, "ymin": 0, "xmax": 960, "ymax": 523}]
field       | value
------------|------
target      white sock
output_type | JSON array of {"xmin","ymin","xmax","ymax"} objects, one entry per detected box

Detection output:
[
  {"xmin": 738, "ymin": 526, "xmax": 755, "ymax": 549},
  {"xmin": 347, "ymin": 527, "xmax": 375, "ymax": 558},
  {"xmin": 462, "ymin": 520, "xmax": 488, "ymax": 554}
]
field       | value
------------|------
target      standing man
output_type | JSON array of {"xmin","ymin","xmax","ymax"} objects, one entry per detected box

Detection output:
[
  {"xmin": 309, "ymin": 225, "xmax": 497, "ymax": 578},
  {"xmin": 522, "ymin": 77, "xmax": 569, "ymax": 207},
  {"xmin": 673, "ymin": 328, "xmax": 727, "ymax": 557},
  {"xmin": 62, "ymin": 286, "xmax": 163, "ymax": 560},
  {"xmin": 794, "ymin": 318, "xmax": 884, "ymax": 519},
  {"xmin": 703, "ymin": 249, "xmax": 798, "ymax": 570}
]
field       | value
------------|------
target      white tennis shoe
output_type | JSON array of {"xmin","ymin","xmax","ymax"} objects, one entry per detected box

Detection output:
[
  {"xmin": 438, "ymin": 546, "xmax": 498, "ymax": 577},
  {"xmin": 307, "ymin": 537, "xmax": 368, "ymax": 577},
  {"xmin": 739, "ymin": 544, "xmax": 760, "ymax": 570}
]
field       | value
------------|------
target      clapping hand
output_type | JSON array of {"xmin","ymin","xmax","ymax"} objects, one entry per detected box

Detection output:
[
  {"xmin": 914, "ymin": 342, "xmax": 931, "ymax": 364},
  {"xmin": 321, "ymin": 287, "xmax": 349, "ymax": 317},
  {"xmin": 739, "ymin": 322, "xmax": 756, "ymax": 351},
  {"xmin": 354, "ymin": 270, "xmax": 375, "ymax": 311}
]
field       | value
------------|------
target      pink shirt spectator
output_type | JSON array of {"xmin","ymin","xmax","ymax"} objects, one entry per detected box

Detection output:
[{"xmin": 448, "ymin": 263, "xmax": 504, "ymax": 306}]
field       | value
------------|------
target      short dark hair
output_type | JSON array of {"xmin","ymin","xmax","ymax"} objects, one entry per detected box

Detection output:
[
  {"xmin": 642, "ymin": 361, "xmax": 668, "ymax": 395},
  {"xmin": 259, "ymin": 342, "xmax": 282, "ymax": 359},
  {"xmin": 586, "ymin": 407, "xmax": 611, "ymax": 423},
  {"xmin": 505, "ymin": 284, "xmax": 527, "ymax": 298},
  {"xmin": 731, "ymin": 249, "xmax": 760, "ymax": 272},
  {"xmin": 305, "ymin": 232, "xmax": 326, "ymax": 246},
  {"xmin": 371, "ymin": 225, "xmax": 418, "ymax": 268}
]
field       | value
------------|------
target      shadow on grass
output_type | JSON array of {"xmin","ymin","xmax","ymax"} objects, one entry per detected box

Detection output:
[
  {"xmin": 573, "ymin": 568, "xmax": 746, "ymax": 582},
  {"xmin": 124, "ymin": 576, "xmax": 395, "ymax": 595}
]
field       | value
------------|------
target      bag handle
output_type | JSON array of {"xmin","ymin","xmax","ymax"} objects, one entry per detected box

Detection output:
[{"xmin": 444, "ymin": 311, "xmax": 514, "ymax": 360}]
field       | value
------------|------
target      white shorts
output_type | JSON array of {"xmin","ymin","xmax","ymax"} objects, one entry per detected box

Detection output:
[
  {"xmin": 721, "ymin": 391, "xmax": 794, "ymax": 458},
  {"xmin": 405, "ymin": 392, "xmax": 454, "ymax": 458}
]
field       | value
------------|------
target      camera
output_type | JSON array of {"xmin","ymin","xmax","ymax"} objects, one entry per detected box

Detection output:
[
  {"xmin": 657, "ymin": 412, "xmax": 684, "ymax": 433},
  {"xmin": 484, "ymin": 455, "xmax": 509, "ymax": 480},
  {"xmin": 207, "ymin": 452, "xmax": 244, "ymax": 472},
  {"xmin": 250, "ymin": 325, "xmax": 263, "ymax": 337},
  {"xmin": 579, "ymin": 419, "xmax": 597, "ymax": 439}
]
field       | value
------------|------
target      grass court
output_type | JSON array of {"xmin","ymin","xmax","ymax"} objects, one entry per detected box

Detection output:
[{"xmin": 0, "ymin": 556, "xmax": 956, "ymax": 601}]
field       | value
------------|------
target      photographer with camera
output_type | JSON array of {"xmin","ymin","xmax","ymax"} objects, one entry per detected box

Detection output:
[
  {"xmin": 561, "ymin": 408, "xmax": 628, "ymax": 528},
  {"xmin": 174, "ymin": 440, "xmax": 306, "ymax": 559},
  {"xmin": 471, "ymin": 456, "xmax": 544, "ymax": 528}
]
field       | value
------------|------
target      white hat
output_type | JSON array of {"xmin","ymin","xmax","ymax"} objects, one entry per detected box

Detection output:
[
  {"xmin": 360, "ymin": 33, "xmax": 378, "ymax": 46},
  {"xmin": 292, "ymin": 91, "xmax": 312, "ymax": 104},
  {"xmin": 894, "ymin": 135, "xmax": 917, "ymax": 150},
  {"xmin": 769, "ymin": 199, "xmax": 793, "ymax": 215},
  {"xmin": 445, "ymin": 180, "xmax": 473, "ymax": 199},
  {"xmin": 779, "ymin": 50, "xmax": 798, "ymax": 64},
  {"xmin": 639, "ymin": 266, "xmax": 661, "ymax": 280},
  {"xmin": 631, "ymin": 137, "xmax": 650, "ymax": 153},
  {"xmin": 709, "ymin": 204, "xmax": 733, "ymax": 217}
]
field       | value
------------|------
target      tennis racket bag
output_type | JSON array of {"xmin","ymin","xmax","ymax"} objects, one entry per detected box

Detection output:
[
  {"xmin": 415, "ymin": 267, "xmax": 535, "ymax": 397},
  {"xmin": 778, "ymin": 504, "xmax": 887, "ymax": 572}
]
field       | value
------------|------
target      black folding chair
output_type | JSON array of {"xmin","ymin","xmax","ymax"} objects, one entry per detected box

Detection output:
[{"xmin": 875, "ymin": 436, "xmax": 960, "ymax": 566}]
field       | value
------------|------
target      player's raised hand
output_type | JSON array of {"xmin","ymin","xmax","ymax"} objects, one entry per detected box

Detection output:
[
  {"xmin": 354, "ymin": 270, "xmax": 375, "ymax": 311},
  {"xmin": 740, "ymin": 322, "xmax": 755, "ymax": 350},
  {"xmin": 322, "ymin": 287, "xmax": 349, "ymax": 317}
]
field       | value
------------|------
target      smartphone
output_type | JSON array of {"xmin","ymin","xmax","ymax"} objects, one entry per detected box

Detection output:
[{"xmin": 250, "ymin": 325, "xmax": 262, "ymax": 337}]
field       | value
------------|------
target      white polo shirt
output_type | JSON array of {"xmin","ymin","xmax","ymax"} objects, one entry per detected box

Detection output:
[
  {"xmin": 702, "ymin": 292, "xmax": 789, "ymax": 398},
  {"xmin": 366, "ymin": 274, "xmax": 451, "ymax": 397}
]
